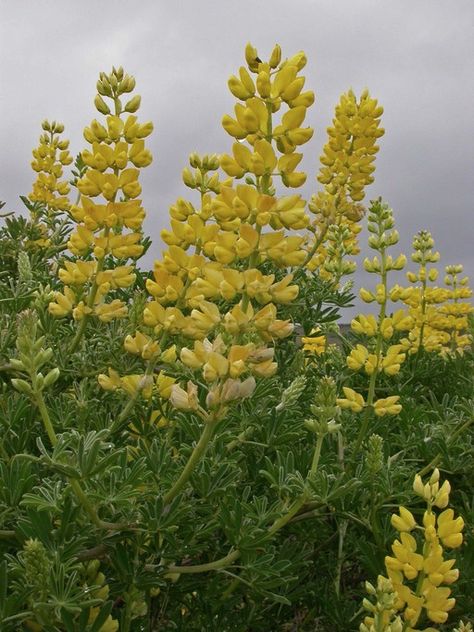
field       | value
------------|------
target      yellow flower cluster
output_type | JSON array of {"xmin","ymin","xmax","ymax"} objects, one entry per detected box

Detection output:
[
  {"xmin": 307, "ymin": 89, "xmax": 384, "ymax": 281},
  {"xmin": 338, "ymin": 201, "xmax": 411, "ymax": 422},
  {"xmin": 381, "ymin": 470, "xmax": 464, "ymax": 629},
  {"xmin": 29, "ymin": 119, "xmax": 73, "ymax": 215},
  {"xmin": 400, "ymin": 232, "xmax": 472, "ymax": 355},
  {"xmin": 98, "ymin": 367, "xmax": 175, "ymax": 400},
  {"xmin": 27, "ymin": 120, "xmax": 73, "ymax": 250},
  {"xmin": 104, "ymin": 45, "xmax": 318, "ymax": 417},
  {"xmin": 301, "ymin": 329, "xmax": 326, "ymax": 355},
  {"xmin": 222, "ymin": 42, "xmax": 314, "ymax": 187},
  {"xmin": 436, "ymin": 265, "xmax": 472, "ymax": 354},
  {"xmin": 360, "ymin": 575, "xmax": 404, "ymax": 632},
  {"xmin": 48, "ymin": 67, "xmax": 153, "ymax": 330}
]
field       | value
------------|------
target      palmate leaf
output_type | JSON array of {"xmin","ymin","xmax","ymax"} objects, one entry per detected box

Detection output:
[
  {"xmin": 20, "ymin": 479, "xmax": 66, "ymax": 514},
  {"xmin": 306, "ymin": 470, "xmax": 361, "ymax": 506},
  {"xmin": 15, "ymin": 508, "xmax": 56, "ymax": 544},
  {"xmin": 0, "ymin": 458, "xmax": 36, "ymax": 507},
  {"xmin": 191, "ymin": 460, "xmax": 241, "ymax": 498}
]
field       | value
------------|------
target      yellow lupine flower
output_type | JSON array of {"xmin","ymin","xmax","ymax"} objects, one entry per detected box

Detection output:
[
  {"xmin": 124, "ymin": 331, "xmax": 160, "ymax": 360},
  {"xmin": 94, "ymin": 300, "xmax": 127, "ymax": 322},
  {"xmin": 380, "ymin": 473, "xmax": 464, "ymax": 627},
  {"xmin": 337, "ymin": 387, "xmax": 365, "ymax": 413},
  {"xmin": 360, "ymin": 287, "xmax": 376, "ymax": 303},
  {"xmin": 58, "ymin": 261, "xmax": 96, "ymax": 285},
  {"xmin": 48, "ymin": 287, "xmax": 76, "ymax": 317},
  {"xmin": 169, "ymin": 381, "xmax": 199, "ymax": 411},
  {"xmin": 98, "ymin": 368, "xmax": 122, "ymax": 391},
  {"xmin": 391, "ymin": 507, "xmax": 417, "ymax": 533},
  {"xmin": 351, "ymin": 314, "xmax": 378, "ymax": 336},
  {"xmin": 347, "ymin": 344, "xmax": 369, "ymax": 370},
  {"xmin": 269, "ymin": 274, "xmax": 299, "ymax": 303},
  {"xmin": 437, "ymin": 509, "xmax": 464, "ymax": 548},
  {"xmin": 155, "ymin": 373, "xmax": 175, "ymax": 399},
  {"xmin": 50, "ymin": 67, "xmax": 152, "ymax": 333},
  {"xmin": 302, "ymin": 331, "xmax": 326, "ymax": 355},
  {"xmin": 373, "ymin": 395, "xmax": 402, "ymax": 417}
]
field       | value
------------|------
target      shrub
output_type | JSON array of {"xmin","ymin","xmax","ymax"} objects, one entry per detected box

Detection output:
[{"xmin": 0, "ymin": 44, "xmax": 472, "ymax": 631}]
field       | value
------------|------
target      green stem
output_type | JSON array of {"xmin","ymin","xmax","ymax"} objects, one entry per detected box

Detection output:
[
  {"xmin": 68, "ymin": 237, "xmax": 109, "ymax": 354},
  {"xmin": 241, "ymin": 223, "xmax": 262, "ymax": 313},
  {"xmin": 226, "ymin": 426, "xmax": 255, "ymax": 452},
  {"xmin": 269, "ymin": 433, "xmax": 324, "ymax": 535},
  {"xmin": 239, "ymin": 102, "xmax": 273, "ymax": 312},
  {"xmin": 163, "ymin": 419, "xmax": 217, "ymax": 505},
  {"xmin": 411, "ymin": 266, "xmax": 427, "ymax": 376},
  {"xmin": 301, "ymin": 222, "xmax": 330, "ymax": 269},
  {"xmin": 35, "ymin": 391, "xmax": 58, "ymax": 446},
  {"xmin": 162, "ymin": 435, "xmax": 325, "ymax": 579},
  {"xmin": 334, "ymin": 519, "xmax": 348, "ymax": 597},
  {"xmin": 268, "ymin": 495, "xmax": 308, "ymax": 536},
  {"xmin": 110, "ymin": 358, "xmax": 158, "ymax": 434},
  {"xmin": 450, "ymin": 276, "xmax": 458, "ymax": 351},
  {"xmin": 369, "ymin": 477, "xmax": 383, "ymax": 549},
  {"xmin": 166, "ymin": 549, "xmax": 240, "ymax": 574},
  {"xmin": 0, "ymin": 530, "xmax": 16, "ymax": 539},
  {"xmin": 35, "ymin": 389, "xmax": 121, "ymax": 530},
  {"xmin": 122, "ymin": 586, "xmax": 134, "ymax": 632},
  {"xmin": 354, "ymin": 226, "xmax": 388, "ymax": 454}
]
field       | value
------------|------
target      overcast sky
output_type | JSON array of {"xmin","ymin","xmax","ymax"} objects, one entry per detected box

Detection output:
[{"xmin": 1, "ymin": 0, "xmax": 473, "ymax": 310}]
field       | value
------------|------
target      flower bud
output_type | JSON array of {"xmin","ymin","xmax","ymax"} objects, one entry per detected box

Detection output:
[
  {"xmin": 11, "ymin": 378, "xmax": 34, "ymax": 397},
  {"xmin": 182, "ymin": 168, "xmax": 196, "ymax": 188},
  {"xmin": 124, "ymin": 95, "xmax": 141, "ymax": 113},
  {"xmin": 189, "ymin": 152, "xmax": 201, "ymax": 169},
  {"xmin": 269, "ymin": 44, "xmax": 282, "ymax": 68},
  {"xmin": 43, "ymin": 367, "xmax": 60, "ymax": 388},
  {"xmin": 94, "ymin": 94, "xmax": 111, "ymax": 115}
]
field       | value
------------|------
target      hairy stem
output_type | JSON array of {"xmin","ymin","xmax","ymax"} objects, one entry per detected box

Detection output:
[
  {"xmin": 35, "ymin": 389, "xmax": 121, "ymax": 530},
  {"xmin": 354, "ymin": 222, "xmax": 388, "ymax": 454},
  {"xmin": 269, "ymin": 433, "xmax": 324, "ymax": 535},
  {"xmin": 166, "ymin": 549, "xmax": 241, "ymax": 574},
  {"xmin": 163, "ymin": 419, "xmax": 217, "ymax": 505}
]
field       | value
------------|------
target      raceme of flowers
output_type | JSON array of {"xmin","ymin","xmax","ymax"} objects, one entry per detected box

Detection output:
[
  {"xmin": 307, "ymin": 89, "xmax": 384, "ymax": 282},
  {"xmin": 399, "ymin": 232, "xmax": 472, "ymax": 356},
  {"xmin": 48, "ymin": 66, "xmax": 153, "ymax": 328},
  {"xmin": 337, "ymin": 200, "xmax": 411, "ymax": 419},
  {"xmin": 363, "ymin": 470, "xmax": 464, "ymax": 630},
  {"xmin": 29, "ymin": 119, "xmax": 73, "ymax": 215},
  {"xmin": 101, "ymin": 45, "xmax": 323, "ymax": 413},
  {"xmin": 27, "ymin": 120, "xmax": 74, "ymax": 249}
]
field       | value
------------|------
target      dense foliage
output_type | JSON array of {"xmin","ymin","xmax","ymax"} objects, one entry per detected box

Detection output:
[{"xmin": 0, "ymin": 44, "xmax": 472, "ymax": 632}]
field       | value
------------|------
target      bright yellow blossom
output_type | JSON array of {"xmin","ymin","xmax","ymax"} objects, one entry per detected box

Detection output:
[{"xmin": 49, "ymin": 67, "xmax": 152, "ymax": 340}]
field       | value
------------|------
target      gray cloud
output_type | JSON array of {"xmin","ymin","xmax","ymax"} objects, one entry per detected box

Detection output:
[{"xmin": 1, "ymin": 0, "xmax": 473, "ymax": 314}]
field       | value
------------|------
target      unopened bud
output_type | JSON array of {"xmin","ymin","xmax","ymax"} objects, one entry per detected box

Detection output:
[
  {"xmin": 269, "ymin": 44, "xmax": 282, "ymax": 69},
  {"xmin": 189, "ymin": 153, "xmax": 201, "ymax": 169},
  {"xmin": 124, "ymin": 95, "xmax": 141, "ymax": 113},
  {"xmin": 18, "ymin": 251, "xmax": 33, "ymax": 283},
  {"xmin": 97, "ymin": 79, "xmax": 112, "ymax": 97},
  {"xmin": 276, "ymin": 375, "xmax": 306, "ymax": 411},
  {"xmin": 11, "ymin": 378, "xmax": 34, "ymax": 397},
  {"xmin": 182, "ymin": 167, "xmax": 196, "ymax": 188},
  {"xmin": 94, "ymin": 94, "xmax": 111, "ymax": 115},
  {"xmin": 43, "ymin": 367, "xmax": 60, "ymax": 388}
]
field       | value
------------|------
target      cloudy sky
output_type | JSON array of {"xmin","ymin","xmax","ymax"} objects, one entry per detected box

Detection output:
[{"xmin": 1, "ymin": 0, "xmax": 473, "ymax": 309}]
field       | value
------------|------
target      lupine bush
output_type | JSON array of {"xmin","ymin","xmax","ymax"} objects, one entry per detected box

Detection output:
[{"xmin": 0, "ymin": 44, "xmax": 472, "ymax": 632}]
